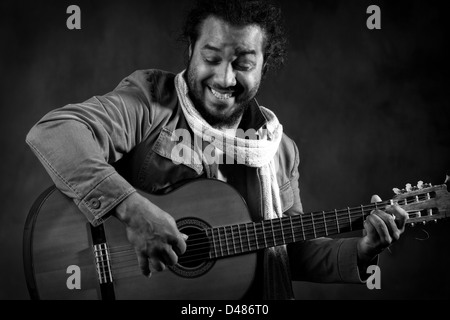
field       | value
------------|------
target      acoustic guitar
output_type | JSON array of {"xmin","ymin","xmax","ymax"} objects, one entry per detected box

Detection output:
[{"xmin": 23, "ymin": 178, "xmax": 450, "ymax": 300}]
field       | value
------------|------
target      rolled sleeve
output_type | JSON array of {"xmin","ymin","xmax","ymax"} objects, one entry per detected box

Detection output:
[
  {"xmin": 76, "ymin": 172, "xmax": 136, "ymax": 226},
  {"xmin": 25, "ymin": 70, "xmax": 155, "ymax": 226},
  {"xmin": 289, "ymin": 236, "xmax": 379, "ymax": 284},
  {"xmin": 337, "ymin": 237, "xmax": 364, "ymax": 283}
]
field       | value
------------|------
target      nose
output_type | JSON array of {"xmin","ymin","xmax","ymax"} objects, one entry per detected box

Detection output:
[{"xmin": 215, "ymin": 63, "xmax": 236, "ymax": 88}]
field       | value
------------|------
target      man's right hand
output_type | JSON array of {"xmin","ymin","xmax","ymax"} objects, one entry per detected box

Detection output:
[{"xmin": 113, "ymin": 192, "xmax": 188, "ymax": 277}]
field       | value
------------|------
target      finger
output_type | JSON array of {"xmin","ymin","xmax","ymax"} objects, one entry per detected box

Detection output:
[
  {"xmin": 372, "ymin": 210, "xmax": 401, "ymax": 241},
  {"xmin": 385, "ymin": 204, "xmax": 408, "ymax": 230},
  {"xmin": 170, "ymin": 233, "xmax": 188, "ymax": 256},
  {"xmin": 149, "ymin": 257, "xmax": 166, "ymax": 272},
  {"xmin": 366, "ymin": 213, "xmax": 392, "ymax": 245},
  {"xmin": 371, "ymin": 194, "xmax": 382, "ymax": 203},
  {"xmin": 136, "ymin": 251, "xmax": 151, "ymax": 277},
  {"xmin": 363, "ymin": 217, "xmax": 377, "ymax": 240},
  {"xmin": 163, "ymin": 248, "xmax": 179, "ymax": 266}
]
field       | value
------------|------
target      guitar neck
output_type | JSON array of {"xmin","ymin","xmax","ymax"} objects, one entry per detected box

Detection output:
[
  {"xmin": 207, "ymin": 183, "xmax": 448, "ymax": 259},
  {"xmin": 207, "ymin": 201, "xmax": 383, "ymax": 259}
]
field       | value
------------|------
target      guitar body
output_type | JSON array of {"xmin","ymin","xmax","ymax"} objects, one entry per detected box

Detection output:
[{"xmin": 23, "ymin": 180, "xmax": 257, "ymax": 300}]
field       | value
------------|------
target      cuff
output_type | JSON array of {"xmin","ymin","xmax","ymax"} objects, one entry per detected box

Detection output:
[
  {"xmin": 337, "ymin": 237, "xmax": 379, "ymax": 283},
  {"xmin": 76, "ymin": 172, "xmax": 136, "ymax": 226}
]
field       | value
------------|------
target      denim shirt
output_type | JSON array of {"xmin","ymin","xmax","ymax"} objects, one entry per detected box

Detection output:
[{"xmin": 26, "ymin": 69, "xmax": 366, "ymax": 299}]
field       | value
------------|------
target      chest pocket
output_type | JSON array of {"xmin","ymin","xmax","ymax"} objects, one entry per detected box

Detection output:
[
  {"xmin": 137, "ymin": 127, "xmax": 204, "ymax": 193},
  {"xmin": 279, "ymin": 180, "xmax": 294, "ymax": 213}
]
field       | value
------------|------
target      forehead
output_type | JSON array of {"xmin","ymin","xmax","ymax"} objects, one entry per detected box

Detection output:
[{"xmin": 195, "ymin": 16, "xmax": 265, "ymax": 54}]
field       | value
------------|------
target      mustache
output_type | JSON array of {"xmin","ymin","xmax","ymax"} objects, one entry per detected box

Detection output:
[{"xmin": 208, "ymin": 82, "xmax": 245, "ymax": 96}]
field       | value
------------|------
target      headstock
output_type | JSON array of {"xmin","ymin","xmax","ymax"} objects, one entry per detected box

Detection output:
[{"xmin": 392, "ymin": 176, "xmax": 450, "ymax": 226}]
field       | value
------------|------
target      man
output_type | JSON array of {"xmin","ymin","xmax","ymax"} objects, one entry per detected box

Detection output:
[{"xmin": 26, "ymin": 0, "xmax": 407, "ymax": 299}]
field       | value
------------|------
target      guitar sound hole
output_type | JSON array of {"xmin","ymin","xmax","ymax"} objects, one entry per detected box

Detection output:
[
  {"xmin": 168, "ymin": 217, "xmax": 215, "ymax": 278},
  {"xmin": 178, "ymin": 226, "xmax": 210, "ymax": 268}
]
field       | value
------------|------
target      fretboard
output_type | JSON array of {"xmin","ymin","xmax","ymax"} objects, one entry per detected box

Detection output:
[{"xmin": 206, "ymin": 200, "xmax": 392, "ymax": 259}]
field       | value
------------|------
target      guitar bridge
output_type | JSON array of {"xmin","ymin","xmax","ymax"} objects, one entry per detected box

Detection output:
[{"xmin": 93, "ymin": 243, "xmax": 113, "ymax": 284}]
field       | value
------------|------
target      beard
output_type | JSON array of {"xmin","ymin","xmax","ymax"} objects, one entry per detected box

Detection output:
[{"xmin": 185, "ymin": 63, "xmax": 260, "ymax": 129}]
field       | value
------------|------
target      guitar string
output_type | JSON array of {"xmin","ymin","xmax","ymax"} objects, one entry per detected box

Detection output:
[
  {"xmin": 98, "ymin": 210, "xmax": 385, "ymax": 277},
  {"xmin": 98, "ymin": 213, "xmax": 359, "ymax": 276},
  {"xmin": 105, "ymin": 195, "xmax": 427, "ymax": 257},
  {"xmin": 97, "ymin": 212, "xmax": 430, "ymax": 278},
  {"xmin": 105, "ymin": 199, "xmax": 392, "ymax": 255},
  {"xmin": 94, "ymin": 195, "xmax": 432, "ymax": 273},
  {"xmin": 102, "ymin": 195, "xmax": 426, "ymax": 255},
  {"xmin": 97, "ymin": 210, "xmax": 410, "ymax": 273},
  {"xmin": 100, "ymin": 202, "xmax": 431, "ymax": 268}
]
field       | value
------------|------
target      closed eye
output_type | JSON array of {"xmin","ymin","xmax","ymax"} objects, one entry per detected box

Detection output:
[{"xmin": 204, "ymin": 58, "xmax": 221, "ymax": 65}]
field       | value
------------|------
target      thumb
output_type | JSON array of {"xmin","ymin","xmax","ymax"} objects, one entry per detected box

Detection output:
[
  {"xmin": 363, "ymin": 194, "xmax": 383, "ymax": 237},
  {"xmin": 371, "ymin": 194, "xmax": 382, "ymax": 203}
]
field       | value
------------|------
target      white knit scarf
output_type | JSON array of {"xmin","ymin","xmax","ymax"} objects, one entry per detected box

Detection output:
[{"xmin": 175, "ymin": 71, "xmax": 294, "ymax": 299}]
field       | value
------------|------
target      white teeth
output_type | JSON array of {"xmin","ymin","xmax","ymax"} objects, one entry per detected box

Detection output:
[{"xmin": 210, "ymin": 88, "xmax": 232, "ymax": 100}]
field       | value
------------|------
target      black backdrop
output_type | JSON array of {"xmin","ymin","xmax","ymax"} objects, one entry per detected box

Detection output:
[{"xmin": 1, "ymin": 0, "xmax": 449, "ymax": 300}]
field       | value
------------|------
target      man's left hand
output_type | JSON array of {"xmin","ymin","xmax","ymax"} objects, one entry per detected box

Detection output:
[{"xmin": 357, "ymin": 195, "xmax": 408, "ymax": 263}]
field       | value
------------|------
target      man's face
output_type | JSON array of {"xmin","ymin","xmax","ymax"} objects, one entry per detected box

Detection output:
[{"xmin": 186, "ymin": 16, "xmax": 265, "ymax": 128}]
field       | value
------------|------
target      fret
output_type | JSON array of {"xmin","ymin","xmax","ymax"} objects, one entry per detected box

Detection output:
[
  {"xmin": 299, "ymin": 214, "xmax": 306, "ymax": 240},
  {"xmin": 360, "ymin": 205, "xmax": 365, "ymax": 222},
  {"xmin": 230, "ymin": 226, "xmax": 236, "ymax": 255},
  {"xmin": 262, "ymin": 221, "xmax": 267, "ymax": 247},
  {"xmin": 223, "ymin": 227, "xmax": 230, "ymax": 256},
  {"xmin": 335, "ymin": 209, "xmax": 340, "ymax": 233},
  {"xmin": 217, "ymin": 228, "xmax": 224, "ymax": 257},
  {"xmin": 322, "ymin": 211, "xmax": 328, "ymax": 236},
  {"xmin": 245, "ymin": 224, "xmax": 250, "ymax": 251},
  {"xmin": 209, "ymin": 228, "xmax": 217, "ymax": 259},
  {"xmin": 280, "ymin": 218, "xmax": 285, "ymax": 244},
  {"xmin": 253, "ymin": 223, "xmax": 259, "ymax": 250},
  {"xmin": 347, "ymin": 207, "xmax": 352, "ymax": 231},
  {"xmin": 238, "ymin": 224, "xmax": 244, "ymax": 253},
  {"xmin": 289, "ymin": 216, "xmax": 296, "ymax": 242},
  {"xmin": 270, "ymin": 219, "xmax": 276, "ymax": 246},
  {"xmin": 311, "ymin": 212, "xmax": 317, "ymax": 238}
]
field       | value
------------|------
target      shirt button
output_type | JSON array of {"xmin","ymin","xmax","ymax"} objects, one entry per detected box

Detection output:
[{"xmin": 89, "ymin": 198, "xmax": 101, "ymax": 209}]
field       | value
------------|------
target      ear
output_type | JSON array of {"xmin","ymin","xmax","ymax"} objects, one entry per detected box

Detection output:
[{"xmin": 188, "ymin": 42, "xmax": 193, "ymax": 60}]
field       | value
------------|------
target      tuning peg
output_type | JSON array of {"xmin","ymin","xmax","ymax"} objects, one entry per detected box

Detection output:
[
  {"xmin": 417, "ymin": 181, "xmax": 424, "ymax": 189},
  {"xmin": 405, "ymin": 183, "xmax": 412, "ymax": 192}
]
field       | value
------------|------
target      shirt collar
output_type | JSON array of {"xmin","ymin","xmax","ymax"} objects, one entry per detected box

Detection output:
[{"xmin": 239, "ymin": 98, "xmax": 268, "ymax": 131}]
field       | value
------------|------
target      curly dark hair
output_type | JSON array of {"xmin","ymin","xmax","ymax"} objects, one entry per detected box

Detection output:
[{"xmin": 180, "ymin": 0, "xmax": 288, "ymax": 75}]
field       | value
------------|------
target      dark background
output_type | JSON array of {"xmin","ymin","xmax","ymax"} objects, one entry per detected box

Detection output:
[{"xmin": 1, "ymin": 0, "xmax": 449, "ymax": 300}]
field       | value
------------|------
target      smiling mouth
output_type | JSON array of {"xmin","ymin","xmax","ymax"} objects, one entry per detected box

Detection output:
[{"xmin": 209, "ymin": 87, "xmax": 234, "ymax": 100}]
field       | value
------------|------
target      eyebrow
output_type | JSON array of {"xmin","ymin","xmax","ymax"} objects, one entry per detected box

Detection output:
[{"xmin": 202, "ymin": 44, "xmax": 256, "ymax": 56}]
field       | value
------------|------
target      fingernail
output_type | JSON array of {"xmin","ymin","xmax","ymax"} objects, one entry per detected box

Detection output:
[{"xmin": 182, "ymin": 233, "xmax": 189, "ymax": 240}]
